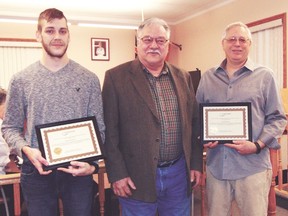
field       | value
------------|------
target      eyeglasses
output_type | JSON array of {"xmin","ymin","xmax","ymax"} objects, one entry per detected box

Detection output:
[
  {"xmin": 224, "ymin": 36, "xmax": 250, "ymax": 45},
  {"xmin": 139, "ymin": 36, "xmax": 169, "ymax": 45}
]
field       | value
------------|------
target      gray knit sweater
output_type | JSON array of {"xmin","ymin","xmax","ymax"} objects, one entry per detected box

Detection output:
[{"xmin": 2, "ymin": 60, "xmax": 105, "ymax": 158}]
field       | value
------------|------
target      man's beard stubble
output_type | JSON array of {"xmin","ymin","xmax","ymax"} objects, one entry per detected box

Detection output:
[{"xmin": 42, "ymin": 40, "xmax": 68, "ymax": 58}]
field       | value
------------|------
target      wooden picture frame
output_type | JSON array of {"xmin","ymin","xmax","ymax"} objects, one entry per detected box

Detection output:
[{"xmin": 91, "ymin": 38, "xmax": 110, "ymax": 61}]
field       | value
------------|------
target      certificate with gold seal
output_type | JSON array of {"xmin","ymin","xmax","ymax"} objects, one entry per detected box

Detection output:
[
  {"xmin": 200, "ymin": 102, "xmax": 252, "ymax": 144},
  {"xmin": 35, "ymin": 116, "xmax": 104, "ymax": 170}
]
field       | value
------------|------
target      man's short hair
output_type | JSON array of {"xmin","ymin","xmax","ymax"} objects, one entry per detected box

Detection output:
[
  {"xmin": 222, "ymin": 21, "xmax": 252, "ymax": 41},
  {"xmin": 137, "ymin": 17, "xmax": 171, "ymax": 39},
  {"xmin": 37, "ymin": 8, "xmax": 67, "ymax": 32},
  {"xmin": 0, "ymin": 88, "xmax": 7, "ymax": 105}
]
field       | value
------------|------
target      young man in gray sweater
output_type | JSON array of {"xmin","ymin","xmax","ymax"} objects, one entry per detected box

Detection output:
[{"xmin": 1, "ymin": 8, "xmax": 105, "ymax": 216}]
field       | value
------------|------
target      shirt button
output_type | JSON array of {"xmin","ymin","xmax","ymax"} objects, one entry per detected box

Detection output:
[{"xmin": 156, "ymin": 138, "xmax": 160, "ymax": 142}]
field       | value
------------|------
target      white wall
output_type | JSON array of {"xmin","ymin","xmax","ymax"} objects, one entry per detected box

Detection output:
[
  {"xmin": 172, "ymin": 0, "xmax": 288, "ymax": 76},
  {"xmin": 0, "ymin": 22, "xmax": 136, "ymax": 86}
]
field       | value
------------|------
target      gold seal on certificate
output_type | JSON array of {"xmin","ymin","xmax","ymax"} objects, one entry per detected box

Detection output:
[
  {"xmin": 200, "ymin": 102, "xmax": 252, "ymax": 144},
  {"xmin": 35, "ymin": 116, "xmax": 104, "ymax": 170}
]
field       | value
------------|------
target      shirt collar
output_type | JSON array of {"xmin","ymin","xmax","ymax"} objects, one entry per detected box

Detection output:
[
  {"xmin": 216, "ymin": 58, "xmax": 256, "ymax": 75},
  {"xmin": 143, "ymin": 64, "xmax": 169, "ymax": 76}
]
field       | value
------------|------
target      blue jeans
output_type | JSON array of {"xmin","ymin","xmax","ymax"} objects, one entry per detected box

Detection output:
[
  {"xmin": 119, "ymin": 156, "xmax": 191, "ymax": 216},
  {"xmin": 21, "ymin": 162, "xmax": 94, "ymax": 216}
]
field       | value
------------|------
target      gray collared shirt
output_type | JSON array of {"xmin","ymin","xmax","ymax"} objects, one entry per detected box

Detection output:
[{"xmin": 196, "ymin": 58, "xmax": 287, "ymax": 180}]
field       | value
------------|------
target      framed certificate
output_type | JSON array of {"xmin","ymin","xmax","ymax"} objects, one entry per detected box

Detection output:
[
  {"xmin": 35, "ymin": 116, "xmax": 104, "ymax": 170},
  {"xmin": 200, "ymin": 102, "xmax": 252, "ymax": 144}
]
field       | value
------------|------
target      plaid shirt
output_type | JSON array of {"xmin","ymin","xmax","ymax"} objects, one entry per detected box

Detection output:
[{"xmin": 144, "ymin": 66, "xmax": 183, "ymax": 163}]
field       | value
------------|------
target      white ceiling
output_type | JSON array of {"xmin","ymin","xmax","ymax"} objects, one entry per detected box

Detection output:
[{"xmin": 0, "ymin": 0, "xmax": 235, "ymax": 27}]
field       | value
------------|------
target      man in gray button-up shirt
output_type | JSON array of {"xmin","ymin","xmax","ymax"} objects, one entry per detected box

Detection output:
[{"xmin": 196, "ymin": 21, "xmax": 287, "ymax": 216}]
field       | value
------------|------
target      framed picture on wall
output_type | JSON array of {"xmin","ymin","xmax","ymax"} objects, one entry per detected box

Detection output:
[{"xmin": 91, "ymin": 38, "xmax": 110, "ymax": 61}]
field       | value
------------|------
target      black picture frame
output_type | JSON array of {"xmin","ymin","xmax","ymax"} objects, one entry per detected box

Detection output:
[
  {"xmin": 200, "ymin": 102, "xmax": 252, "ymax": 144},
  {"xmin": 35, "ymin": 116, "xmax": 104, "ymax": 170}
]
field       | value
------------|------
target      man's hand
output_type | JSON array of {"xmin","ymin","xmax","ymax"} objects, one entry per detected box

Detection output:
[
  {"xmin": 190, "ymin": 170, "xmax": 202, "ymax": 189},
  {"xmin": 57, "ymin": 161, "xmax": 96, "ymax": 176},
  {"xmin": 22, "ymin": 146, "xmax": 52, "ymax": 175},
  {"xmin": 224, "ymin": 140, "xmax": 265, "ymax": 154},
  {"xmin": 112, "ymin": 177, "xmax": 136, "ymax": 198},
  {"xmin": 203, "ymin": 141, "xmax": 219, "ymax": 149}
]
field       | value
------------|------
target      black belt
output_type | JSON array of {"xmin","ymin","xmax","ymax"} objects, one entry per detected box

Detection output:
[{"xmin": 157, "ymin": 156, "xmax": 182, "ymax": 168}]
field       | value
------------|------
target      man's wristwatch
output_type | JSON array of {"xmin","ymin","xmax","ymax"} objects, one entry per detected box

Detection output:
[
  {"xmin": 254, "ymin": 141, "xmax": 261, "ymax": 154},
  {"xmin": 89, "ymin": 161, "xmax": 99, "ymax": 174}
]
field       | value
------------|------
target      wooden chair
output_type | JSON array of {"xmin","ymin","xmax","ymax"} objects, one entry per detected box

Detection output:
[
  {"xmin": 200, "ymin": 150, "xmax": 207, "ymax": 216},
  {"xmin": 273, "ymin": 89, "xmax": 288, "ymax": 203},
  {"xmin": 268, "ymin": 149, "xmax": 279, "ymax": 216},
  {"xmin": 273, "ymin": 88, "xmax": 288, "ymax": 213},
  {"xmin": 0, "ymin": 185, "xmax": 10, "ymax": 216},
  {"xmin": 275, "ymin": 121, "xmax": 288, "ymax": 195},
  {"xmin": 0, "ymin": 154, "xmax": 22, "ymax": 216}
]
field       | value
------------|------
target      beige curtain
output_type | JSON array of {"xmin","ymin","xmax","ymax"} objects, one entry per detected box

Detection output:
[
  {"xmin": 249, "ymin": 23, "xmax": 283, "ymax": 88},
  {"xmin": 0, "ymin": 42, "xmax": 41, "ymax": 89},
  {"xmin": 249, "ymin": 20, "xmax": 287, "ymax": 172}
]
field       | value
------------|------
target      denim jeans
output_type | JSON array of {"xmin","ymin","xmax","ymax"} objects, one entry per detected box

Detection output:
[
  {"xmin": 21, "ymin": 162, "xmax": 94, "ymax": 216},
  {"xmin": 119, "ymin": 155, "xmax": 191, "ymax": 216}
]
